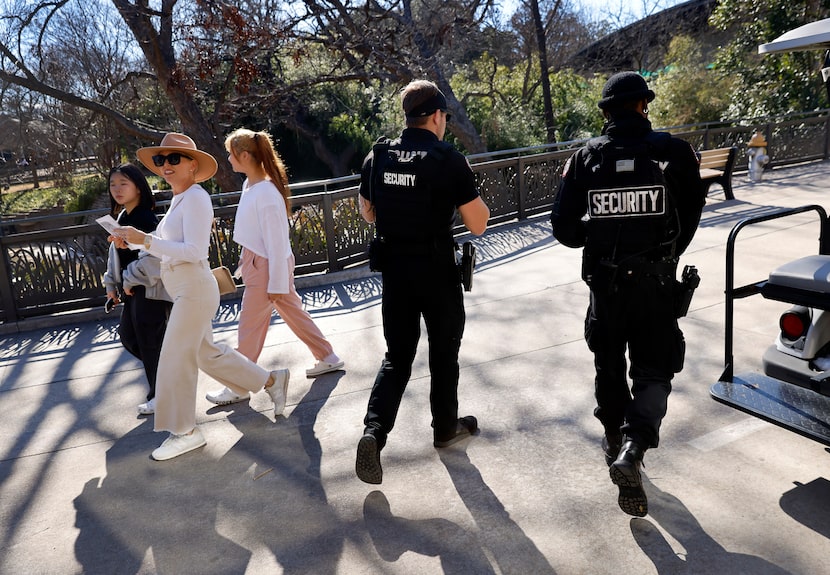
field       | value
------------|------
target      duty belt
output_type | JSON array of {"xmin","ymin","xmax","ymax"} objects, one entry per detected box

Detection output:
[
  {"xmin": 617, "ymin": 259, "xmax": 677, "ymax": 277},
  {"xmin": 377, "ymin": 236, "xmax": 453, "ymax": 256}
]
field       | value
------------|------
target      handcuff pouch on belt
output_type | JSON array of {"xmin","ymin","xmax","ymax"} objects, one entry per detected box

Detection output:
[
  {"xmin": 370, "ymin": 236, "xmax": 463, "ymax": 276},
  {"xmin": 587, "ymin": 257, "xmax": 699, "ymax": 318}
]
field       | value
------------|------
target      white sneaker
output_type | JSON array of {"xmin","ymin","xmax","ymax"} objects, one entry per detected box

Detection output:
[
  {"xmin": 266, "ymin": 369, "xmax": 290, "ymax": 416},
  {"xmin": 137, "ymin": 398, "xmax": 156, "ymax": 415},
  {"xmin": 151, "ymin": 427, "xmax": 206, "ymax": 461},
  {"xmin": 205, "ymin": 387, "xmax": 250, "ymax": 405},
  {"xmin": 305, "ymin": 359, "xmax": 345, "ymax": 378}
]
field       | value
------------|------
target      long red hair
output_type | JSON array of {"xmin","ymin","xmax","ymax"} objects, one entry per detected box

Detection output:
[{"xmin": 224, "ymin": 128, "xmax": 291, "ymax": 213}]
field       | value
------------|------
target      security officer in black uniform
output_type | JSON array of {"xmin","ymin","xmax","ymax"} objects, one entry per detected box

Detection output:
[
  {"xmin": 550, "ymin": 72, "xmax": 704, "ymax": 516},
  {"xmin": 355, "ymin": 79, "xmax": 490, "ymax": 484}
]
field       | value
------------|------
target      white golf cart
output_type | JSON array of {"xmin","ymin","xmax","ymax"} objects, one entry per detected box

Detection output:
[{"xmin": 712, "ymin": 19, "xmax": 830, "ymax": 446}]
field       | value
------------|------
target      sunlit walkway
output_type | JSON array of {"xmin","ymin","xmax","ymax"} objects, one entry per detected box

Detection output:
[{"xmin": 2, "ymin": 161, "xmax": 829, "ymax": 574}]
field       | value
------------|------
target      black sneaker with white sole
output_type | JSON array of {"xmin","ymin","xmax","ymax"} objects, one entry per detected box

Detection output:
[
  {"xmin": 433, "ymin": 416, "xmax": 478, "ymax": 448},
  {"xmin": 356, "ymin": 434, "xmax": 383, "ymax": 484}
]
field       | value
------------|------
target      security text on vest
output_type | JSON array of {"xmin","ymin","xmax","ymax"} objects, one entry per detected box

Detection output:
[{"xmin": 588, "ymin": 186, "xmax": 666, "ymax": 219}]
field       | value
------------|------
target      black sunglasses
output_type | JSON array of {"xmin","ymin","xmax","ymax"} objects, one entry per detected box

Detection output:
[
  {"xmin": 441, "ymin": 110, "xmax": 452, "ymax": 123},
  {"xmin": 151, "ymin": 153, "xmax": 192, "ymax": 167}
]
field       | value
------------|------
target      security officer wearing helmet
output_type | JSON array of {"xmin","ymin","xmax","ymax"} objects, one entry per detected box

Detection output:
[
  {"xmin": 550, "ymin": 72, "xmax": 705, "ymax": 516},
  {"xmin": 355, "ymin": 79, "xmax": 490, "ymax": 484}
]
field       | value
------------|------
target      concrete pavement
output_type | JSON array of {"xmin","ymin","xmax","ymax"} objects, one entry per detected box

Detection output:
[{"xmin": 2, "ymin": 161, "xmax": 830, "ymax": 574}]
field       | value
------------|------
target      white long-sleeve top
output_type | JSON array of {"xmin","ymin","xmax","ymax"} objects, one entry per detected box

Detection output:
[
  {"xmin": 233, "ymin": 179, "xmax": 292, "ymax": 294},
  {"xmin": 148, "ymin": 184, "xmax": 213, "ymax": 265}
]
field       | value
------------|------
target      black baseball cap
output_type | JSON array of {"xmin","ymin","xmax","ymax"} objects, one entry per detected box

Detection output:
[{"xmin": 405, "ymin": 89, "xmax": 449, "ymax": 118}]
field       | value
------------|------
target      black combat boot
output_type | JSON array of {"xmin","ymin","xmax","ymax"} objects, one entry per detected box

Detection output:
[
  {"xmin": 602, "ymin": 432, "xmax": 623, "ymax": 467},
  {"xmin": 609, "ymin": 439, "xmax": 648, "ymax": 517}
]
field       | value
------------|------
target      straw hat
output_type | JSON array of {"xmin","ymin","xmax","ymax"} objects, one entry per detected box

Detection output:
[{"xmin": 136, "ymin": 133, "xmax": 218, "ymax": 183}]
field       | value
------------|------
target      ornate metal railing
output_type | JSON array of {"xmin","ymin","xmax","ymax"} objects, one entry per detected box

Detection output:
[{"xmin": 1, "ymin": 110, "xmax": 828, "ymax": 324}]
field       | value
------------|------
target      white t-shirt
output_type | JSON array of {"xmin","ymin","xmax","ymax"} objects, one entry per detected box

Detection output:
[
  {"xmin": 151, "ymin": 184, "xmax": 213, "ymax": 265},
  {"xmin": 233, "ymin": 179, "xmax": 292, "ymax": 294}
]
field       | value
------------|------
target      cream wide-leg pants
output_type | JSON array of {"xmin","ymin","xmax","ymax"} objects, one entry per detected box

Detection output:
[{"xmin": 155, "ymin": 260, "xmax": 269, "ymax": 435}]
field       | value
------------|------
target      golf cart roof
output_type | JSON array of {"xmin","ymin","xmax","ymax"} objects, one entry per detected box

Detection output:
[{"xmin": 758, "ymin": 18, "xmax": 830, "ymax": 54}]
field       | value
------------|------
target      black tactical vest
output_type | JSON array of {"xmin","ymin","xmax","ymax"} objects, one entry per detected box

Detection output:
[
  {"xmin": 370, "ymin": 137, "xmax": 454, "ymax": 249},
  {"xmin": 582, "ymin": 132, "xmax": 679, "ymax": 262}
]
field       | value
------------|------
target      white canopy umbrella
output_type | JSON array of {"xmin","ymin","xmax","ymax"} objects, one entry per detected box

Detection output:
[
  {"xmin": 758, "ymin": 18, "xmax": 830, "ymax": 54},
  {"xmin": 758, "ymin": 19, "xmax": 830, "ymax": 87}
]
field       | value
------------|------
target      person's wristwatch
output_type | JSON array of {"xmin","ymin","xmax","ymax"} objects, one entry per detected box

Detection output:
[{"xmin": 143, "ymin": 234, "xmax": 153, "ymax": 250}]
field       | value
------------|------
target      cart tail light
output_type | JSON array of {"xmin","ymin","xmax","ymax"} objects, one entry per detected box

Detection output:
[{"xmin": 780, "ymin": 309, "xmax": 810, "ymax": 340}]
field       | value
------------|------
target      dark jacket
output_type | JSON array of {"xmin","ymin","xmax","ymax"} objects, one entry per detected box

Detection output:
[{"xmin": 551, "ymin": 111, "xmax": 704, "ymax": 264}]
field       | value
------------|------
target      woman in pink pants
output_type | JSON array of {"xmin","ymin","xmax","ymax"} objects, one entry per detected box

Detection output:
[{"xmin": 205, "ymin": 128, "xmax": 344, "ymax": 407}]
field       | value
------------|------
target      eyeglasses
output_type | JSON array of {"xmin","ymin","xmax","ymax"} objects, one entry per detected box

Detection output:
[
  {"xmin": 441, "ymin": 110, "xmax": 452, "ymax": 123},
  {"xmin": 151, "ymin": 153, "xmax": 192, "ymax": 167}
]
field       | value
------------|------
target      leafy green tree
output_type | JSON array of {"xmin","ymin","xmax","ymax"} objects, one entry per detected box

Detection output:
[
  {"xmin": 709, "ymin": 0, "xmax": 830, "ymax": 118},
  {"xmin": 649, "ymin": 35, "xmax": 735, "ymax": 127},
  {"xmin": 451, "ymin": 54, "xmax": 604, "ymax": 149},
  {"xmin": 548, "ymin": 70, "xmax": 605, "ymax": 141},
  {"xmin": 256, "ymin": 77, "xmax": 395, "ymax": 180},
  {"xmin": 451, "ymin": 53, "xmax": 545, "ymax": 150}
]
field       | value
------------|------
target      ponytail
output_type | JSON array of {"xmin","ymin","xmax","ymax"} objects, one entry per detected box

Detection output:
[{"xmin": 225, "ymin": 128, "xmax": 291, "ymax": 213}]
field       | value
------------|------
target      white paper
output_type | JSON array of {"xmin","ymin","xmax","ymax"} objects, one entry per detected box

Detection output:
[{"xmin": 96, "ymin": 215, "xmax": 144, "ymax": 250}]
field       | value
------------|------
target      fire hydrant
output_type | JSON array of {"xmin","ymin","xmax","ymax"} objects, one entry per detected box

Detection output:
[{"xmin": 747, "ymin": 132, "xmax": 769, "ymax": 182}]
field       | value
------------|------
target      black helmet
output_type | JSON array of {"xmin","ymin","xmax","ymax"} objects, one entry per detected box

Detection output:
[{"xmin": 597, "ymin": 72, "xmax": 655, "ymax": 111}]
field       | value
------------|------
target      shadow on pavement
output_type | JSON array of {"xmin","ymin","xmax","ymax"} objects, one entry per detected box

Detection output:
[
  {"xmin": 438, "ymin": 447, "xmax": 557, "ymax": 574},
  {"xmin": 779, "ymin": 476, "xmax": 830, "ymax": 539},
  {"xmin": 363, "ymin": 490, "xmax": 493, "ymax": 574},
  {"xmin": 698, "ymin": 201, "xmax": 795, "ymax": 229},
  {"xmin": 360, "ymin": 445, "xmax": 559, "ymax": 574},
  {"xmin": 73, "ymin": 418, "xmax": 253, "ymax": 573},
  {"xmin": 73, "ymin": 372, "xmax": 347, "ymax": 574},
  {"xmin": 632, "ymin": 479, "xmax": 793, "ymax": 574}
]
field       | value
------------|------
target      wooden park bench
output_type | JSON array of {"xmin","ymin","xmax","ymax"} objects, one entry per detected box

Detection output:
[{"xmin": 698, "ymin": 146, "xmax": 738, "ymax": 200}]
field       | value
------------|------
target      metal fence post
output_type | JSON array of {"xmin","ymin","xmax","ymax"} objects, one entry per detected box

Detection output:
[
  {"xmin": 517, "ymin": 156, "xmax": 527, "ymax": 221},
  {"xmin": 825, "ymin": 114, "xmax": 830, "ymax": 160},
  {"xmin": 0, "ymin": 238, "xmax": 19, "ymax": 322},
  {"xmin": 322, "ymin": 191, "xmax": 339, "ymax": 272}
]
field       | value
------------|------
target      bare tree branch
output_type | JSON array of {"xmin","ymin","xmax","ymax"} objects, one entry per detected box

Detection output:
[{"xmin": 0, "ymin": 65, "xmax": 163, "ymax": 140}]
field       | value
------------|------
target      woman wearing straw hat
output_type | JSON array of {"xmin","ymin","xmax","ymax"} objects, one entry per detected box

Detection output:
[{"xmin": 115, "ymin": 132, "xmax": 290, "ymax": 461}]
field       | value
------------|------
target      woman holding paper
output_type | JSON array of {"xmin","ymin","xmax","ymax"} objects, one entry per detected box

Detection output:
[
  {"xmin": 116, "ymin": 133, "xmax": 289, "ymax": 461},
  {"xmin": 103, "ymin": 163, "xmax": 171, "ymax": 415}
]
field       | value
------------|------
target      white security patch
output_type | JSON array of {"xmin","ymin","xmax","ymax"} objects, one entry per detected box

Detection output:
[
  {"xmin": 616, "ymin": 159, "xmax": 635, "ymax": 172},
  {"xmin": 383, "ymin": 172, "xmax": 417, "ymax": 186},
  {"xmin": 588, "ymin": 185, "xmax": 666, "ymax": 218}
]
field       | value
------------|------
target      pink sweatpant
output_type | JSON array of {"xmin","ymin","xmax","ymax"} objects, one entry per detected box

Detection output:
[{"xmin": 236, "ymin": 250, "xmax": 334, "ymax": 363}]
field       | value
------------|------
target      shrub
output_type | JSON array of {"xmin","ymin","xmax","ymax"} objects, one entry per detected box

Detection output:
[{"xmin": 65, "ymin": 175, "xmax": 107, "ymax": 213}]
